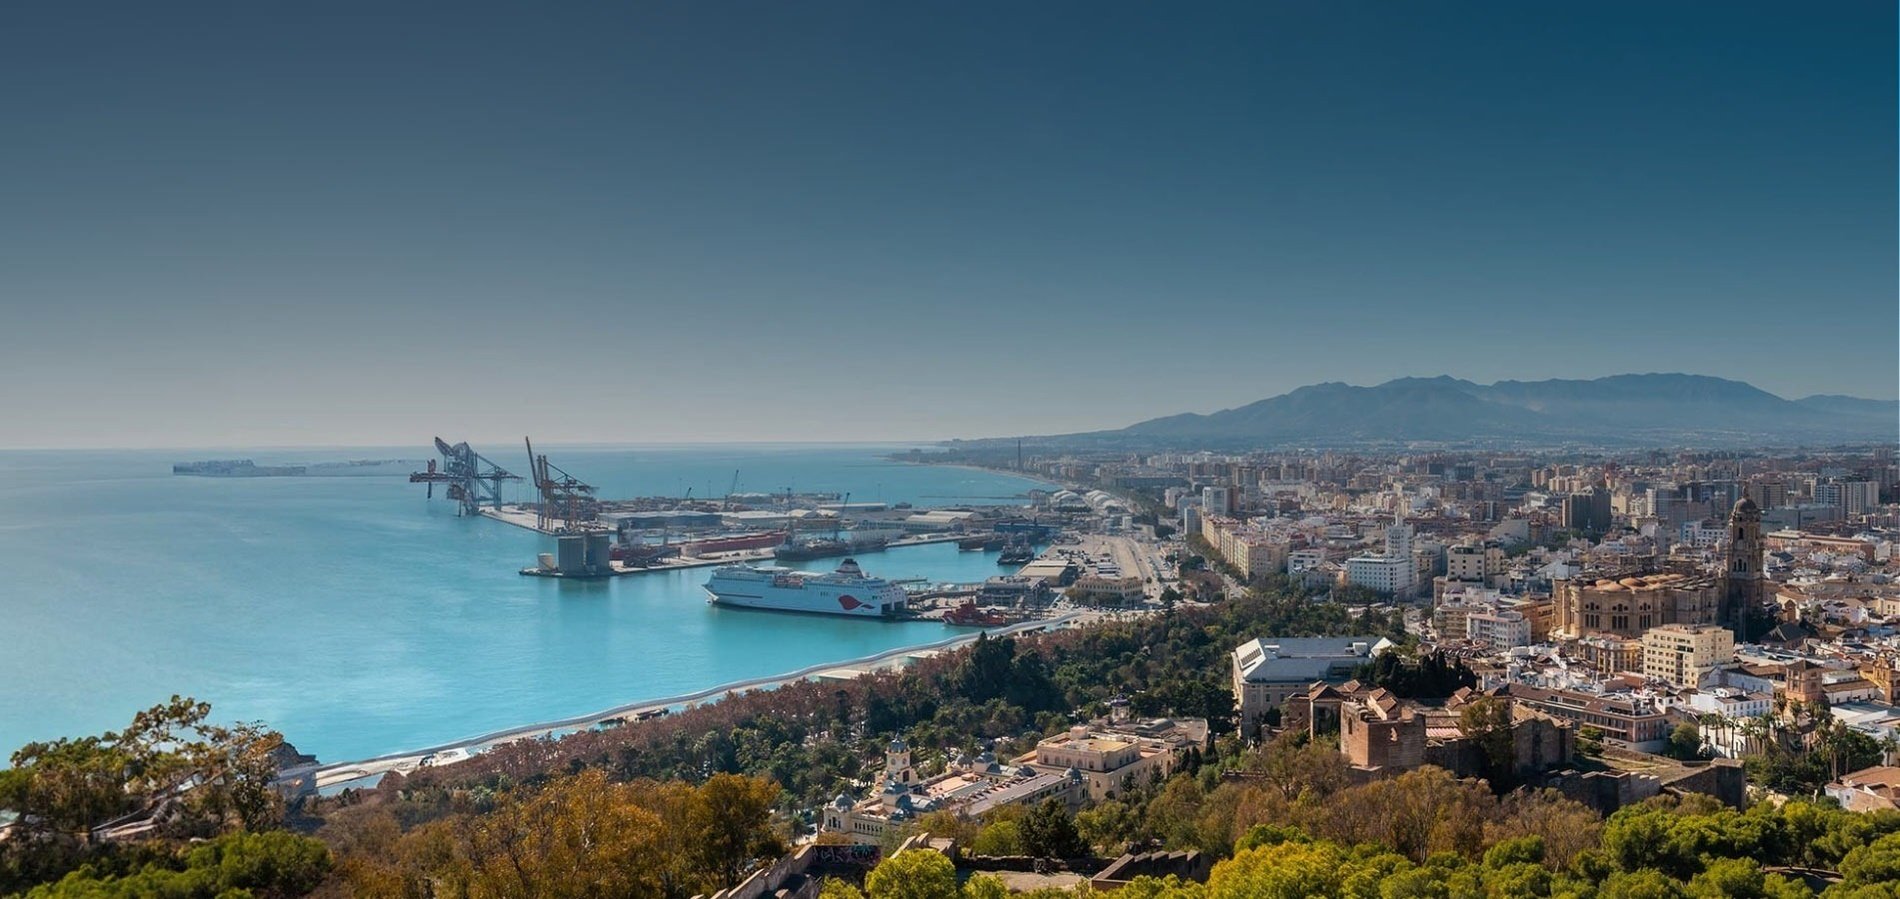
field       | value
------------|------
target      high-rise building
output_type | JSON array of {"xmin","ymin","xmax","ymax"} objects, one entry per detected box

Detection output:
[
  {"xmin": 1202, "ymin": 486, "xmax": 1232, "ymax": 516},
  {"xmin": 1561, "ymin": 487, "xmax": 1612, "ymax": 534},
  {"xmin": 1814, "ymin": 480, "xmax": 1879, "ymax": 517}
]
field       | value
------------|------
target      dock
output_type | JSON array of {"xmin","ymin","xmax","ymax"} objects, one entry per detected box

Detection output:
[{"xmin": 516, "ymin": 532, "xmax": 974, "ymax": 578}]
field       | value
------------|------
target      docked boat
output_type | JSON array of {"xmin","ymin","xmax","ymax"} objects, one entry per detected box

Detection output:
[
  {"xmin": 703, "ymin": 558, "xmax": 909, "ymax": 618},
  {"xmin": 774, "ymin": 533, "xmax": 889, "ymax": 562},
  {"xmin": 944, "ymin": 600, "xmax": 1013, "ymax": 627}
]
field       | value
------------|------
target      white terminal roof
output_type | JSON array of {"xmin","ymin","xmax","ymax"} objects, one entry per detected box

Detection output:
[{"xmin": 1233, "ymin": 636, "xmax": 1397, "ymax": 684}]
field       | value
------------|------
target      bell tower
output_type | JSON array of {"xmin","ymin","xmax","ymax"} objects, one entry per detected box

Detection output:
[
  {"xmin": 884, "ymin": 736, "xmax": 916, "ymax": 786},
  {"xmin": 1724, "ymin": 497, "xmax": 1763, "ymax": 632}
]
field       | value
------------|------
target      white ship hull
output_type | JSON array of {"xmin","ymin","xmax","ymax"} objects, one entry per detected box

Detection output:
[{"xmin": 703, "ymin": 559, "xmax": 908, "ymax": 618}]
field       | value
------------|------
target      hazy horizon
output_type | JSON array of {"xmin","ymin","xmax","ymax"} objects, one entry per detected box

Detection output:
[
  {"xmin": 4, "ymin": 2, "xmax": 1894, "ymax": 449},
  {"xmin": 0, "ymin": 370, "xmax": 1890, "ymax": 451}
]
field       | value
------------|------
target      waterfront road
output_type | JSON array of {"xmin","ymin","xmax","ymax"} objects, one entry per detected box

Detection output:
[{"xmin": 282, "ymin": 613, "xmax": 1082, "ymax": 794}]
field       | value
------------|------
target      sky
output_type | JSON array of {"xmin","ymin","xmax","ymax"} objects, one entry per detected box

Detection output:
[{"xmin": 1, "ymin": 2, "xmax": 1893, "ymax": 448}]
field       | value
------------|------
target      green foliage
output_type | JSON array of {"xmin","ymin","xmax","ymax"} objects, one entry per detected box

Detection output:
[
  {"xmin": 1459, "ymin": 697, "xmax": 1519, "ymax": 790},
  {"xmin": 1019, "ymin": 799, "xmax": 1087, "ymax": 858},
  {"xmin": 1075, "ymin": 800, "xmax": 1139, "ymax": 855},
  {"xmin": 1666, "ymin": 722, "xmax": 1706, "ymax": 761},
  {"xmin": 1355, "ymin": 649, "xmax": 1476, "ymax": 699},
  {"xmin": 865, "ymin": 850, "xmax": 958, "ymax": 899},
  {"xmin": 961, "ymin": 874, "xmax": 1010, "ymax": 899},
  {"xmin": 1835, "ymin": 832, "xmax": 1900, "ymax": 890},
  {"xmin": 19, "ymin": 831, "xmax": 331, "ymax": 899},
  {"xmin": 969, "ymin": 820, "xmax": 1023, "ymax": 856},
  {"xmin": 819, "ymin": 878, "xmax": 868, "ymax": 899},
  {"xmin": 0, "ymin": 698, "xmax": 292, "ymax": 896}
]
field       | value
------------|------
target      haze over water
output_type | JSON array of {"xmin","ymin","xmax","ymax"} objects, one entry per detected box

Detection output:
[{"xmin": 0, "ymin": 445, "xmax": 1052, "ymax": 762}]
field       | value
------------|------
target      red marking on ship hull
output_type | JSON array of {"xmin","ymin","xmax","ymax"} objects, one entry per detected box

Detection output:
[{"xmin": 838, "ymin": 595, "xmax": 866, "ymax": 610}]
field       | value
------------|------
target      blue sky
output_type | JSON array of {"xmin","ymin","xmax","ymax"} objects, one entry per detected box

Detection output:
[{"xmin": 2, "ymin": 2, "xmax": 1893, "ymax": 447}]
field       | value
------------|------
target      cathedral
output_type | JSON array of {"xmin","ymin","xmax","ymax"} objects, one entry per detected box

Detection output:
[{"xmin": 1552, "ymin": 497, "xmax": 1766, "ymax": 640}]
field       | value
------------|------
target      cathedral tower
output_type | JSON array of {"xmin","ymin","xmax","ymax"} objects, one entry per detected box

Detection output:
[{"xmin": 1723, "ymin": 497, "xmax": 1764, "ymax": 632}]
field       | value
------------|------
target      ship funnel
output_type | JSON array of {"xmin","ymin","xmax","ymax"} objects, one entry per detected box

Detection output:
[{"xmin": 538, "ymin": 552, "xmax": 557, "ymax": 571}]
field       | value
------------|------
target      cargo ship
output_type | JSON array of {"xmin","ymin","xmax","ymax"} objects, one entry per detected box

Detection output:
[
  {"xmin": 173, "ymin": 459, "xmax": 305, "ymax": 477},
  {"xmin": 702, "ymin": 559, "xmax": 909, "ymax": 618},
  {"xmin": 997, "ymin": 537, "xmax": 1036, "ymax": 565},
  {"xmin": 609, "ymin": 542, "xmax": 680, "ymax": 566},
  {"xmin": 958, "ymin": 532, "xmax": 1003, "ymax": 551},
  {"xmin": 774, "ymin": 533, "xmax": 889, "ymax": 562},
  {"xmin": 173, "ymin": 459, "xmax": 422, "ymax": 477},
  {"xmin": 681, "ymin": 531, "xmax": 786, "ymax": 556}
]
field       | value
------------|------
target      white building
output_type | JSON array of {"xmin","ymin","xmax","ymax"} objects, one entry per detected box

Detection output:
[
  {"xmin": 1232, "ymin": 635, "xmax": 1395, "ymax": 733},
  {"xmin": 1466, "ymin": 609, "xmax": 1531, "ymax": 650},
  {"xmin": 1287, "ymin": 548, "xmax": 1326, "ymax": 573},
  {"xmin": 1202, "ymin": 486, "xmax": 1232, "ymax": 516},
  {"xmin": 1345, "ymin": 554, "xmax": 1414, "ymax": 596}
]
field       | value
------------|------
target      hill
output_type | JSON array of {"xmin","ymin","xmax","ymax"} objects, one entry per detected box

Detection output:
[{"xmin": 1026, "ymin": 374, "xmax": 1897, "ymax": 448}]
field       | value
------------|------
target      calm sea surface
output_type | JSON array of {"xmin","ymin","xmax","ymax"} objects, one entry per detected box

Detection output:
[{"xmin": 0, "ymin": 445, "xmax": 1052, "ymax": 762}]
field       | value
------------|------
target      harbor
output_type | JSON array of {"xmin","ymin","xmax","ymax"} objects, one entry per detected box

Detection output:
[
  {"xmin": 0, "ymin": 446, "xmax": 1070, "ymax": 765},
  {"xmin": 404, "ymin": 436, "xmax": 1065, "ymax": 583}
]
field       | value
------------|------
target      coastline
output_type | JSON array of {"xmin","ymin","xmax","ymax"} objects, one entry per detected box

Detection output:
[{"xmin": 286, "ymin": 613, "xmax": 1083, "ymax": 793}]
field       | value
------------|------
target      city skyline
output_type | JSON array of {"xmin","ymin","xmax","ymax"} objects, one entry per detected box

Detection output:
[{"xmin": 3, "ymin": 2, "xmax": 1894, "ymax": 448}]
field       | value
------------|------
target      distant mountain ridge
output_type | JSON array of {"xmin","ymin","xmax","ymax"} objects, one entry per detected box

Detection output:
[{"xmin": 1050, "ymin": 374, "xmax": 1896, "ymax": 448}]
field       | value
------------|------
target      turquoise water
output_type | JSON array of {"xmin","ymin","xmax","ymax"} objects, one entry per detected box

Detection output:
[{"xmin": 0, "ymin": 445, "xmax": 1051, "ymax": 762}]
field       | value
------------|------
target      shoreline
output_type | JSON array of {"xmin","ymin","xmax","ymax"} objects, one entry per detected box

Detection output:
[{"xmin": 285, "ymin": 613, "xmax": 1082, "ymax": 793}]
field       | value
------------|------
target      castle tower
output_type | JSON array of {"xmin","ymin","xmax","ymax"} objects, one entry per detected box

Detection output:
[{"xmin": 1723, "ymin": 497, "xmax": 1764, "ymax": 632}]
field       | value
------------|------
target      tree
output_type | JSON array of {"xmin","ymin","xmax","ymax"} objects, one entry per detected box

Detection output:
[
  {"xmin": 1667, "ymin": 722, "xmax": 1704, "ymax": 761},
  {"xmin": 865, "ymin": 850, "xmax": 959, "ymax": 899},
  {"xmin": 0, "ymin": 696, "xmax": 286, "ymax": 846},
  {"xmin": 1204, "ymin": 840, "xmax": 1358, "ymax": 899},
  {"xmin": 1578, "ymin": 726, "xmax": 1606, "ymax": 757},
  {"xmin": 1458, "ymin": 698, "xmax": 1518, "ymax": 790},
  {"xmin": 962, "ymin": 874, "xmax": 1010, "ymax": 899},
  {"xmin": 970, "ymin": 820, "xmax": 1023, "ymax": 856},
  {"xmin": 689, "ymin": 773, "xmax": 784, "ymax": 887},
  {"xmin": 0, "ymin": 736, "xmax": 137, "ymax": 841},
  {"xmin": 1597, "ymin": 868, "xmax": 1690, "ymax": 899},
  {"xmin": 819, "ymin": 879, "xmax": 868, "ymax": 899},
  {"xmin": 1836, "ymin": 832, "xmax": 1900, "ymax": 890},
  {"xmin": 14, "ymin": 830, "xmax": 331, "ymax": 899},
  {"xmin": 1075, "ymin": 800, "xmax": 1139, "ymax": 855},
  {"xmin": 1019, "ymin": 799, "xmax": 1086, "ymax": 859},
  {"xmin": 442, "ymin": 769, "xmax": 667, "ymax": 899}
]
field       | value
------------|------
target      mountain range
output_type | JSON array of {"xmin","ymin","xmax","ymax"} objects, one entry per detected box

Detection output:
[{"xmin": 1030, "ymin": 374, "xmax": 1897, "ymax": 448}]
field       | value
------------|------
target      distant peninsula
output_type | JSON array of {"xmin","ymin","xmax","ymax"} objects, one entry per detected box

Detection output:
[{"xmin": 171, "ymin": 459, "xmax": 425, "ymax": 477}]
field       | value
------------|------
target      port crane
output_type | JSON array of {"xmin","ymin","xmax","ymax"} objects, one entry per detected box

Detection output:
[
  {"xmin": 525, "ymin": 437, "xmax": 601, "ymax": 533},
  {"xmin": 410, "ymin": 438, "xmax": 521, "ymax": 517}
]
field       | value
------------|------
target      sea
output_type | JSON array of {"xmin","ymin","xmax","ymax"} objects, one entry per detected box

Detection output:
[{"xmin": 0, "ymin": 444, "xmax": 1055, "ymax": 763}]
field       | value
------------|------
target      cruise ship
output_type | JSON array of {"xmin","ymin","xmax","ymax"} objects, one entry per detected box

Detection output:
[{"xmin": 702, "ymin": 558, "xmax": 909, "ymax": 618}]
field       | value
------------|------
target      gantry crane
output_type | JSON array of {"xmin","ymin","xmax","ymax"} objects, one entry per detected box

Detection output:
[
  {"xmin": 524, "ymin": 437, "xmax": 601, "ymax": 533},
  {"xmin": 410, "ymin": 438, "xmax": 521, "ymax": 516}
]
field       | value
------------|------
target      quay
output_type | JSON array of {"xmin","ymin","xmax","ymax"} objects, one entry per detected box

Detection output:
[{"xmin": 516, "ymin": 531, "xmax": 975, "ymax": 578}]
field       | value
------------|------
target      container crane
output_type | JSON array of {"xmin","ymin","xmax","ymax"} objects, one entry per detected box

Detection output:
[
  {"xmin": 524, "ymin": 437, "xmax": 601, "ymax": 533},
  {"xmin": 410, "ymin": 437, "xmax": 521, "ymax": 517}
]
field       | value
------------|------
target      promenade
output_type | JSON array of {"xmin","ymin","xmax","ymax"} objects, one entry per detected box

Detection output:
[{"xmin": 284, "ymin": 613, "xmax": 1082, "ymax": 794}]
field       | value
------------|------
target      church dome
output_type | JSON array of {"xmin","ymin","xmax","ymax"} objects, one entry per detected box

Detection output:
[{"xmin": 1733, "ymin": 497, "xmax": 1760, "ymax": 515}]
